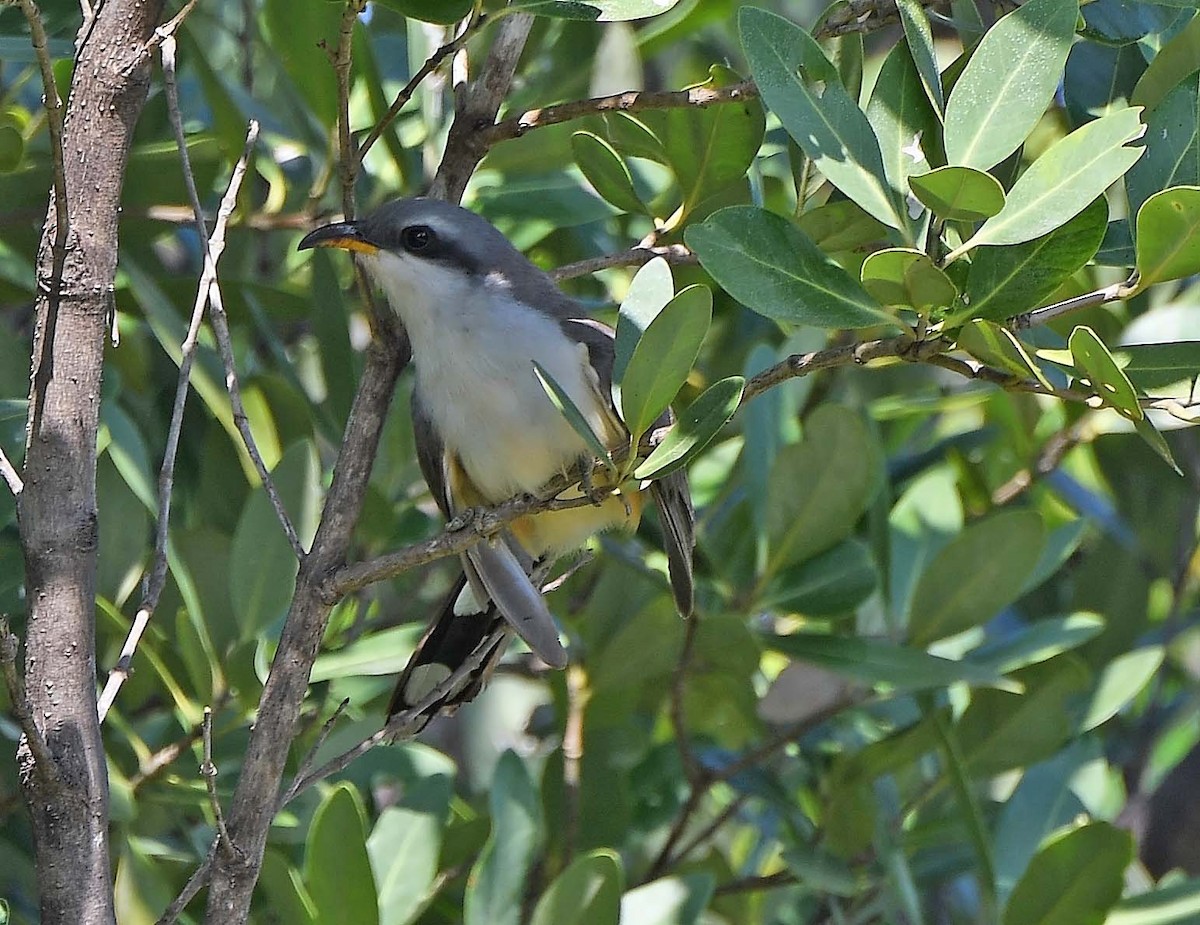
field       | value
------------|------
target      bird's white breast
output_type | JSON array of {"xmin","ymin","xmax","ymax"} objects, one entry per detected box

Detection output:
[{"xmin": 367, "ymin": 252, "xmax": 612, "ymax": 504}]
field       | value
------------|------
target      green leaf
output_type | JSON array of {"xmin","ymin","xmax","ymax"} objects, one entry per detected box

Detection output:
[
  {"xmin": 909, "ymin": 166, "xmax": 1007, "ymax": 221},
  {"xmin": 465, "ymin": 752, "xmax": 544, "ymax": 925},
  {"xmin": 571, "ymin": 131, "xmax": 647, "ymax": 215},
  {"xmin": 229, "ymin": 442, "xmax": 318, "ymax": 639},
  {"xmin": 652, "ymin": 65, "xmax": 765, "ymax": 218},
  {"xmin": 972, "ymin": 613, "xmax": 1105, "ymax": 675},
  {"xmin": 949, "ymin": 108, "xmax": 1145, "ymax": 259},
  {"xmin": 1121, "ymin": 341, "xmax": 1200, "ymax": 388},
  {"xmin": 1003, "ymin": 823, "xmax": 1133, "ymax": 925},
  {"xmin": 943, "ymin": 0, "xmax": 1079, "ymax": 170},
  {"xmin": 619, "ymin": 874, "xmax": 715, "ymax": 925},
  {"xmin": 311, "ymin": 625, "xmax": 423, "ymax": 682},
  {"xmin": 533, "ymin": 362, "xmax": 615, "ymax": 471},
  {"xmin": 264, "ymin": 0, "xmax": 343, "ymax": 128},
  {"xmin": 261, "ymin": 851, "xmax": 317, "ymax": 925},
  {"xmin": 1125, "ymin": 76, "xmax": 1200, "ymax": 219},
  {"xmin": 372, "ymin": 0, "xmax": 474, "ymax": 23},
  {"xmin": 1069, "ymin": 324, "xmax": 1144, "ymax": 420},
  {"xmin": 763, "ymin": 539, "xmax": 879, "ymax": 615},
  {"xmin": 0, "ymin": 123, "xmax": 22, "ymax": 174},
  {"xmin": 795, "ymin": 200, "xmax": 891, "ymax": 253},
  {"xmin": 512, "ymin": 0, "xmax": 683, "ymax": 19},
  {"xmin": 614, "ymin": 257, "xmax": 674, "ymax": 391},
  {"xmin": 739, "ymin": 6, "xmax": 907, "ymax": 232},
  {"xmin": 909, "ymin": 510, "xmax": 1045, "ymax": 645},
  {"xmin": 860, "ymin": 247, "xmax": 959, "ymax": 311},
  {"xmin": 369, "ymin": 807, "xmax": 444, "ymax": 925},
  {"xmin": 1107, "ymin": 877, "xmax": 1200, "ymax": 924},
  {"xmin": 310, "ymin": 249, "xmax": 357, "ymax": 426},
  {"xmin": 634, "ymin": 376, "xmax": 744, "ymax": 480},
  {"xmin": 896, "ymin": 0, "xmax": 945, "ymax": 113},
  {"xmin": 958, "ymin": 196, "xmax": 1108, "ymax": 322},
  {"xmin": 1080, "ymin": 646, "xmax": 1164, "ymax": 731},
  {"xmin": 764, "ymin": 405, "xmax": 882, "ymax": 577},
  {"xmin": 1134, "ymin": 416, "xmax": 1183, "ymax": 475},
  {"xmin": 530, "ymin": 850, "xmax": 622, "ymax": 925},
  {"xmin": 766, "ymin": 632, "xmax": 1012, "ymax": 691},
  {"xmin": 957, "ymin": 321, "xmax": 1054, "ymax": 390},
  {"xmin": 1134, "ymin": 186, "xmax": 1200, "ymax": 287},
  {"xmin": 1131, "ymin": 12, "xmax": 1200, "ymax": 113},
  {"xmin": 865, "ymin": 40, "xmax": 939, "ymax": 196},
  {"xmin": 618, "ymin": 284, "xmax": 711, "ymax": 442},
  {"xmin": 686, "ymin": 206, "xmax": 892, "ymax": 329},
  {"xmin": 306, "ymin": 784, "xmax": 379, "ymax": 925}
]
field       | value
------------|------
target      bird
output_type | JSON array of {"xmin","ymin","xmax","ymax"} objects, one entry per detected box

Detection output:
[{"xmin": 298, "ymin": 198, "xmax": 695, "ymax": 720}]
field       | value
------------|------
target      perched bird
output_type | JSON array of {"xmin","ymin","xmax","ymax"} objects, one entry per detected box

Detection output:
[{"xmin": 299, "ymin": 198, "xmax": 694, "ymax": 719}]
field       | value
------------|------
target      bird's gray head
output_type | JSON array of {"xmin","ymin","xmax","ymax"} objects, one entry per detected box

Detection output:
[{"xmin": 298, "ymin": 198, "xmax": 576, "ymax": 321}]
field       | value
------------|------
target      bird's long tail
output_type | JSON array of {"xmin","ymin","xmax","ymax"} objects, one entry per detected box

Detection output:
[{"xmin": 387, "ymin": 573, "xmax": 510, "ymax": 719}]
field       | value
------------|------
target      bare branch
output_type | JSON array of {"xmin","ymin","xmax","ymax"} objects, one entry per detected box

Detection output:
[
  {"xmin": 0, "ymin": 620, "xmax": 65, "ymax": 797},
  {"xmin": 334, "ymin": 0, "xmax": 366, "ymax": 218},
  {"xmin": 138, "ymin": 0, "xmax": 202, "ymax": 61},
  {"xmin": 285, "ymin": 697, "xmax": 351, "ymax": 802},
  {"xmin": 356, "ymin": 7, "xmax": 486, "ymax": 165},
  {"xmin": 157, "ymin": 843, "xmax": 217, "ymax": 925},
  {"xmin": 993, "ymin": 418, "xmax": 1090, "ymax": 505},
  {"xmin": 550, "ymin": 245, "xmax": 699, "ymax": 282},
  {"xmin": 0, "ymin": 448, "xmax": 22, "ymax": 497},
  {"xmin": 130, "ymin": 689, "xmax": 231, "ymax": 791},
  {"xmin": 713, "ymin": 870, "xmax": 798, "ymax": 896},
  {"xmin": 201, "ymin": 706, "xmax": 240, "ymax": 860},
  {"xmin": 483, "ymin": 79, "xmax": 758, "ymax": 147}
]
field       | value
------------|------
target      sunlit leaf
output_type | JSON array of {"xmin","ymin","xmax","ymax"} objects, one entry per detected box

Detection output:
[
  {"xmin": 1003, "ymin": 823, "xmax": 1132, "ymax": 925},
  {"xmin": 909, "ymin": 166, "xmax": 1006, "ymax": 221},
  {"xmin": 860, "ymin": 247, "xmax": 958, "ymax": 311},
  {"xmin": 306, "ymin": 784, "xmax": 379, "ymax": 925},
  {"xmin": 1069, "ymin": 324, "xmax": 1144, "ymax": 420},
  {"xmin": 634, "ymin": 376, "xmax": 744, "ymax": 480},
  {"xmin": 1134, "ymin": 185, "xmax": 1200, "ymax": 287}
]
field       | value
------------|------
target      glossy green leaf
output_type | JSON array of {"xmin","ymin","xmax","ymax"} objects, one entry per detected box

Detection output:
[
  {"xmin": 763, "ymin": 539, "xmax": 879, "ymax": 615},
  {"xmin": 1064, "ymin": 41, "xmax": 1147, "ymax": 127},
  {"xmin": 619, "ymin": 874, "xmax": 715, "ymax": 925},
  {"xmin": 1004, "ymin": 822, "xmax": 1132, "ymax": 925},
  {"xmin": 369, "ymin": 807, "xmax": 443, "ymax": 925},
  {"xmin": 686, "ymin": 206, "xmax": 892, "ymax": 329},
  {"xmin": 1126, "ymin": 76, "xmax": 1200, "ymax": 218},
  {"xmin": 465, "ymin": 752, "xmax": 544, "ymax": 925},
  {"xmin": 1134, "ymin": 186, "xmax": 1200, "ymax": 287},
  {"xmin": 533, "ymin": 361, "xmax": 616, "ymax": 470},
  {"xmin": 619, "ymin": 284, "xmax": 712, "ymax": 442},
  {"xmin": 957, "ymin": 321, "xmax": 1054, "ymax": 390},
  {"xmin": 311, "ymin": 625, "xmax": 423, "ymax": 682},
  {"xmin": 909, "ymin": 510, "xmax": 1045, "ymax": 645},
  {"xmin": 229, "ymin": 442, "xmax": 318, "ymax": 639},
  {"xmin": 571, "ymin": 131, "xmax": 647, "ymax": 215},
  {"xmin": 765, "ymin": 405, "xmax": 883, "ymax": 575},
  {"xmin": 530, "ymin": 850, "xmax": 622, "ymax": 925},
  {"xmin": 1121, "ymin": 341, "xmax": 1200, "ymax": 388},
  {"xmin": 766, "ymin": 632, "xmax": 1011, "ymax": 691},
  {"xmin": 372, "ymin": 0, "xmax": 474, "ymax": 22},
  {"xmin": 613, "ymin": 257, "xmax": 674, "ymax": 391},
  {"xmin": 959, "ymin": 196, "xmax": 1108, "ymax": 322},
  {"xmin": 950, "ymin": 108, "xmax": 1145, "ymax": 259},
  {"xmin": 909, "ymin": 166, "xmax": 1007, "ymax": 221},
  {"xmin": 795, "ymin": 200, "xmax": 891, "ymax": 253},
  {"xmin": 973, "ymin": 613, "xmax": 1106, "ymax": 675},
  {"xmin": 1069, "ymin": 324, "xmax": 1144, "ymax": 420},
  {"xmin": 264, "ymin": 0, "xmax": 342, "ymax": 128},
  {"xmin": 261, "ymin": 851, "xmax": 317, "ymax": 925},
  {"xmin": 740, "ymin": 6, "xmax": 907, "ymax": 232},
  {"xmin": 512, "ymin": 0, "xmax": 682, "ymax": 19},
  {"xmin": 897, "ymin": 0, "xmax": 945, "ymax": 113},
  {"xmin": 861, "ymin": 247, "xmax": 959, "ymax": 311},
  {"xmin": 1131, "ymin": 12, "xmax": 1200, "ymax": 112},
  {"xmin": 306, "ymin": 784, "xmax": 379, "ymax": 925},
  {"xmin": 1081, "ymin": 646, "xmax": 1164, "ymax": 731},
  {"xmin": 865, "ymin": 39, "xmax": 939, "ymax": 195},
  {"xmin": 634, "ymin": 375, "xmax": 744, "ymax": 480},
  {"xmin": 943, "ymin": 0, "xmax": 1078, "ymax": 169},
  {"xmin": 652, "ymin": 65, "xmax": 765, "ymax": 217}
]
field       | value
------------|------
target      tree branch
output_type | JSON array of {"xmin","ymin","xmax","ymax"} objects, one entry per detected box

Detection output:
[
  {"xmin": 550, "ymin": 245, "xmax": 698, "ymax": 282},
  {"xmin": 0, "ymin": 620, "xmax": 65, "ymax": 797},
  {"xmin": 201, "ymin": 706, "xmax": 239, "ymax": 860},
  {"xmin": 0, "ymin": 448, "xmax": 23, "ymax": 497}
]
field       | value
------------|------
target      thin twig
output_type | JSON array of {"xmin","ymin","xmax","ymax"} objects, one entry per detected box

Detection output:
[
  {"xmin": 672, "ymin": 793, "xmax": 751, "ymax": 864},
  {"xmin": 158, "ymin": 46, "xmax": 303, "ymax": 558},
  {"xmin": 137, "ymin": 0, "xmax": 202, "ymax": 62},
  {"xmin": 129, "ymin": 689, "xmax": 231, "ymax": 791},
  {"xmin": 0, "ymin": 449, "xmax": 22, "ymax": 496},
  {"xmin": 550, "ymin": 245, "xmax": 698, "ymax": 282},
  {"xmin": 356, "ymin": 7, "xmax": 485, "ymax": 165},
  {"xmin": 714, "ymin": 870, "xmax": 799, "ymax": 896},
  {"xmin": 334, "ymin": 0, "xmax": 365, "ymax": 218},
  {"xmin": 562, "ymin": 664, "xmax": 587, "ymax": 863},
  {"xmin": 992, "ymin": 418, "xmax": 1090, "ymax": 505},
  {"xmin": 155, "ymin": 842, "xmax": 217, "ymax": 925},
  {"xmin": 20, "ymin": 0, "xmax": 68, "ymax": 440},
  {"xmin": 1009, "ymin": 277, "xmax": 1135, "ymax": 330},
  {"xmin": 201, "ymin": 706, "xmax": 239, "ymax": 860},
  {"xmin": 0, "ymin": 620, "xmax": 65, "ymax": 796},
  {"xmin": 96, "ymin": 62, "xmax": 268, "ymax": 721},
  {"xmin": 286, "ymin": 697, "xmax": 351, "ymax": 798}
]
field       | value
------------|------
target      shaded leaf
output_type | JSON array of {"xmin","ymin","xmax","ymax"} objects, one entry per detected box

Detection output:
[
  {"xmin": 306, "ymin": 784, "xmax": 379, "ymax": 925},
  {"xmin": 861, "ymin": 247, "xmax": 959, "ymax": 311},
  {"xmin": 1125, "ymin": 75, "xmax": 1200, "ymax": 218},
  {"xmin": 1003, "ymin": 823, "xmax": 1132, "ymax": 925},
  {"xmin": 572, "ymin": 131, "xmax": 647, "ymax": 215},
  {"xmin": 865, "ymin": 40, "xmax": 939, "ymax": 195},
  {"xmin": 369, "ymin": 807, "xmax": 444, "ymax": 925},
  {"xmin": 1131, "ymin": 12, "xmax": 1200, "ymax": 112},
  {"xmin": 1081, "ymin": 646, "xmax": 1164, "ymax": 731},
  {"xmin": 530, "ymin": 850, "xmax": 622, "ymax": 925}
]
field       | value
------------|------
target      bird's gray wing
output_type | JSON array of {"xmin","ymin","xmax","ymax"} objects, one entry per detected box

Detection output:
[
  {"xmin": 561, "ymin": 317, "xmax": 696, "ymax": 616},
  {"xmin": 411, "ymin": 388, "xmax": 452, "ymax": 519}
]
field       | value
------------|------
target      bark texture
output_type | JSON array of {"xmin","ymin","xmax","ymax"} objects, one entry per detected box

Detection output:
[{"xmin": 17, "ymin": 3, "xmax": 164, "ymax": 923}]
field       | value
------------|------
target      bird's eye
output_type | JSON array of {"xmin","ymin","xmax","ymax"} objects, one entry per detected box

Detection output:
[{"xmin": 401, "ymin": 225, "xmax": 435, "ymax": 252}]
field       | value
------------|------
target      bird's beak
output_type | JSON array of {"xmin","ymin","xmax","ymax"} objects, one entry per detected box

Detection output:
[{"xmin": 297, "ymin": 221, "xmax": 380, "ymax": 255}]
